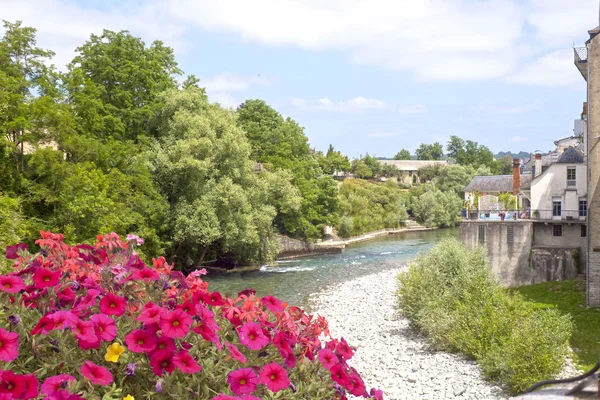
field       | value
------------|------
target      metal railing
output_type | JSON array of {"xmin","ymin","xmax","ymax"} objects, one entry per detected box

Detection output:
[
  {"xmin": 462, "ymin": 209, "xmax": 587, "ymax": 221},
  {"xmin": 531, "ymin": 209, "xmax": 586, "ymax": 221}
]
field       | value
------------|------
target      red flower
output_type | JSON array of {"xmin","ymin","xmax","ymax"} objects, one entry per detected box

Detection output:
[
  {"xmin": 259, "ymin": 363, "xmax": 290, "ymax": 393},
  {"xmin": 318, "ymin": 348, "xmax": 339, "ymax": 371},
  {"xmin": 124, "ymin": 329, "xmax": 157, "ymax": 353},
  {"xmin": 226, "ymin": 342, "xmax": 248, "ymax": 363},
  {"xmin": 32, "ymin": 268, "xmax": 60, "ymax": 289},
  {"xmin": 0, "ymin": 328, "xmax": 18, "ymax": 362},
  {"xmin": 160, "ymin": 309, "xmax": 192, "ymax": 338},
  {"xmin": 130, "ymin": 268, "xmax": 159, "ymax": 281},
  {"xmin": 71, "ymin": 319, "xmax": 98, "ymax": 344},
  {"xmin": 261, "ymin": 296, "xmax": 284, "ymax": 312},
  {"xmin": 51, "ymin": 311, "xmax": 75, "ymax": 330},
  {"xmin": 72, "ymin": 289, "xmax": 100, "ymax": 315},
  {"xmin": 77, "ymin": 322, "xmax": 101, "ymax": 350},
  {"xmin": 336, "ymin": 337, "xmax": 354, "ymax": 361},
  {"xmin": 173, "ymin": 350, "xmax": 202, "ymax": 374},
  {"xmin": 99, "ymin": 293, "xmax": 126, "ymax": 316},
  {"xmin": 330, "ymin": 364, "xmax": 350, "ymax": 386},
  {"xmin": 0, "ymin": 275, "xmax": 25, "ymax": 293},
  {"xmin": 176, "ymin": 300, "xmax": 196, "ymax": 316},
  {"xmin": 202, "ymin": 291, "xmax": 225, "ymax": 306},
  {"xmin": 154, "ymin": 336, "xmax": 176, "ymax": 353},
  {"xmin": 211, "ymin": 396, "xmax": 238, "ymax": 400},
  {"xmin": 238, "ymin": 322, "xmax": 269, "ymax": 351},
  {"xmin": 41, "ymin": 375, "xmax": 76, "ymax": 395},
  {"xmin": 5, "ymin": 243, "xmax": 27, "ymax": 259},
  {"xmin": 137, "ymin": 303, "xmax": 166, "ymax": 325},
  {"xmin": 193, "ymin": 322, "xmax": 222, "ymax": 350},
  {"xmin": 228, "ymin": 368, "xmax": 258, "ymax": 395},
  {"xmin": 346, "ymin": 373, "xmax": 367, "ymax": 397},
  {"xmin": 21, "ymin": 374, "xmax": 39, "ymax": 399},
  {"xmin": 90, "ymin": 314, "xmax": 117, "ymax": 341},
  {"xmin": 149, "ymin": 350, "xmax": 175, "ymax": 376},
  {"xmin": 80, "ymin": 361, "xmax": 113, "ymax": 385},
  {"xmin": 56, "ymin": 287, "xmax": 76, "ymax": 302},
  {"xmin": 31, "ymin": 314, "xmax": 55, "ymax": 335},
  {"xmin": 0, "ymin": 370, "xmax": 26, "ymax": 398}
]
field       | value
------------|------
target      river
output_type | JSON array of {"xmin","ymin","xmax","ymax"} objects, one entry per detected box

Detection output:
[{"xmin": 204, "ymin": 228, "xmax": 458, "ymax": 310}]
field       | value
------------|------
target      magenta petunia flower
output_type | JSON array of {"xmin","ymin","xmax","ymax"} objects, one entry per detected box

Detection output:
[
  {"xmin": 173, "ymin": 350, "xmax": 202, "ymax": 374},
  {"xmin": 56, "ymin": 287, "xmax": 76, "ymax": 302},
  {"xmin": 81, "ymin": 361, "xmax": 113, "ymax": 385},
  {"xmin": 261, "ymin": 296, "xmax": 284, "ymax": 312},
  {"xmin": 225, "ymin": 342, "xmax": 248, "ymax": 363},
  {"xmin": 90, "ymin": 314, "xmax": 117, "ymax": 341},
  {"xmin": 71, "ymin": 318, "xmax": 98, "ymax": 344},
  {"xmin": 151, "ymin": 336, "xmax": 175, "ymax": 354},
  {"xmin": 336, "ymin": 337, "xmax": 354, "ymax": 361},
  {"xmin": 5, "ymin": 243, "xmax": 27, "ymax": 259},
  {"xmin": 228, "ymin": 368, "xmax": 258, "ymax": 396},
  {"xmin": 238, "ymin": 322, "xmax": 269, "ymax": 351},
  {"xmin": 240, "ymin": 396, "xmax": 262, "ymax": 400},
  {"xmin": 21, "ymin": 374, "xmax": 39, "ymax": 399},
  {"xmin": 370, "ymin": 388, "xmax": 384, "ymax": 400},
  {"xmin": 99, "ymin": 293, "xmax": 127, "ymax": 316},
  {"xmin": 124, "ymin": 329, "xmax": 157, "ymax": 353},
  {"xmin": 31, "ymin": 313, "xmax": 55, "ymax": 335},
  {"xmin": 318, "ymin": 348, "xmax": 339, "ymax": 371},
  {"xmin": 51, "ymin": 311, "xmax": 75, "ymax": 330},
  {"xmin": 0, "ymin": 370, "xmax": 26, "ymax": 398},
  {"xmin": 0, "ymin": 328, "xmax": 18, "ymax": 363},
  {"xmin": 0, "ymin": 275, "xmax": 25, "ymax": 293},
  {"xmin": 176, "ymin": 300, "xmax": 196, "ymax": 316},
  {"xmin": 346, "ymin": 373, "xmax": 367, "ymax": 397},
  {"xmin": 41, "ymin": 374, "xmax": 76, "ymax": 395},
  {"xmin": 259, "ymin": 363, "xmax": 289, "ymax": 393},
  {"xmin": 130, "ymin": 268, "xmax": 159, "ymax": 281},
  {"xmin": 72, "ymin": 289, "xmax": 100, "ymax": 314},
  {"xmin": 77, "ymin": 322, "xmax": 101, "ymax": 350},
  {"xmin": 330, "ymin": 364, "xmax": 350, "ymax": 386},
  {"xmin": 137, "ymin": 302, "xmax": 166, "ymax": 325},
  {"xmin": 193, "ymin": 322, "xmax": 223, "ymax": 349},
  {"xmin": 32, "ymin": 268, "xmax": 60, "ymax": 289},
  {"xmin": 45, "ymin": 390, "xmax": 85, "ymax": 400},
  {"xmin": 159, "ymin": 309, "xmax": 192, "ymax": 338},
  {"xmin": 149, "ymin": 350, "xmax": 175, "ymax": 376},
  {"xmin": 201, "ymin": 291, "xmax": 225, "ymax": 306},
  {"xmin": 211, "ymin": 395, "xmax": 239, "ymax": 400}
]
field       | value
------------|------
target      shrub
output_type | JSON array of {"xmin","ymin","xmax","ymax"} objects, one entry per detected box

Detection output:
[
  {"xmin": 0, "ymin": 232, "xmax": 384, "ymax": 400},
  {"xmin": 397, "ymin": 239, "xmax": 573, "ymax": 395}
]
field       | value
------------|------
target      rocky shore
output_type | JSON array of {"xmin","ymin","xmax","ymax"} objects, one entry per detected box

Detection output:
[{"xmin": 312, "ymin": 268, "xmax": 508, "ymax": 400}]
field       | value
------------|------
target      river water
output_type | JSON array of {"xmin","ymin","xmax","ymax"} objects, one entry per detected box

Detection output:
[{"xmin": 204, "ymin": 228, "xmax": 458, "ymax": 310}]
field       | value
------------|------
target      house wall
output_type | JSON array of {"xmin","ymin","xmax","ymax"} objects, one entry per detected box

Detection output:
[
  {"xmin": 461, "ymin": 221, "xmax": 580, "ymax": 286},
  {"xmin": 588, "ymin": 32, "xmax": 600, "ymax": 306},
  {"xmin": 556, "ymin": 138, "xmax": 581, "ymax": 154},
  {"xmin": 533, "ymin": 223, "xmax": 586, "ymax": 272},
  {"xmin": 530, "ymin": 163, "xmax": 586, "ymax": 215}
]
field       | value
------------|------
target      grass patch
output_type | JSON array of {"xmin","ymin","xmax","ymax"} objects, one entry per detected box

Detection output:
[{"xmin": 513, "ymin": 279, "xmax": 600, "ymax": 371}]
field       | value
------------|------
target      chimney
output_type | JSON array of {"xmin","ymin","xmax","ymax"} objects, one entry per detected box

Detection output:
[
  {"xmin": 512, "ymin": 159, "xmax": 521, "ymax": 195},
  {"xmin": 534, "ymin": 153, "xmax": 542, "ymax": 178}
]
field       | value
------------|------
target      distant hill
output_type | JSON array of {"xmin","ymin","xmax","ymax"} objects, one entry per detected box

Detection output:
[{"xmin": 495, "ymin": 151, "xmax": 532, "ymax": 160}]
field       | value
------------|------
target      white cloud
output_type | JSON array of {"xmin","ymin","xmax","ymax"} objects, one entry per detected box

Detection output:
[
  {"xmin": 202, "ymin": 74, "xmax": 270, "ymax": 92},
  {"xmin": 399, "ymin": 105, "xmax": 428, "ymax": 115},
  {"xmin": 506, "ymin": 50, "xmax": 582, "ymax": 86},
  {"xmin": 477, "ymin": 99, "xmax": 542, "ymax": 114},
  {"xmin": 291, "ymin": 97, "xmax": 388, "ymax": 112},
  {"xmin": 508, "ymin": 136, "xmax": 528, "ymax": 143}
]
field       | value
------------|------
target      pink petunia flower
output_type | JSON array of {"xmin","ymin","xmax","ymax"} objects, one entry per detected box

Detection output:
[
  {"xmin": 211, "ymin": 395, "xmax": 239, "ymax": 400},
  {"xmin": 0, "ymin": 275, "xmax": 25, "ymax": 293},
  {"xmin": 227, "ymin": 368, "xmax": 258, "ymax": 396},
  {"xmin": 201, "ymin": 291, "xmax": 225, "ymax": 306},
  {"xmin": 238, "ymin": 322, "xmax": 269, "ymax": 351},
  {"xmin": 46, "ymin": 390, "xmax": 85, "ymax": 400},
  {"xmin": 318, "ymin": 348, "xmax": 339, "ymax": 371},
  {"xmin": 21, "ymin": 374, "xmax": 39, "ymax": 399},
  {"xmin": 41, "ymin": 374, "xmax": 76, "ymax": 395},
  {"xmin": 72, "ymin": 289, "xmax": 101, "ymax": 315},
  {"xmin": 240, "ymin": 396, "xmax": 262, "ymax": 400},
  {"xmin": 137, "ymin": 302, "xmax": 166, "ymax": 325},
  {"xmin": 5, "ymin": 243, "xmax": 28, "ymax": 259},
  {"xmin": 370, "ymin": 388, "xmax": 384, "ymax": 400},
  {"xmin": 90, "ymin": 314, "xmax": 117, "ymax": 341},
  {"xmin": 77, "ymin": 322, "xmax": 101, "ymax": 350},
  {"xmin": 32, "ymin": 268, "xmax": 60, "ymax": 289},
  {"xmin": 31, "ymin": 314, "xmax": 55, "ymax": 335},
  {"xmin": 159, "ymin": 309, "xmax": 192, "ymax": 338},
  {"xmin": 330, "ymin": 364, "xmax": 350, "ymax": 386},
  {"xmin": 80, "ymin": 361, "xmax": 113, "ymax": 385},
  {"xmin": 0, "ymin": 328, "xmax": 18, "ymax": 362},
  {"xmin": 346, "ymin": 373, "xmax": 367, "ymax": 397},
  {"xmin": 56, "ymin": 287, "xmax": 76, "ymax": 302},
  {"xmin": 225, "ymin": 342, "xmax": 248, "ymax": 363},
  {"xmin": 71, "ymin": 319, "xmax": 98, "ymax": 344},
  {"xmin": 173, "ymin": 350, "xmax": 202, "ymax": 374},
  {"xmin": 149, "ymin": 350, "xmax": 175, "ymax": 376},
  {"xmin": 176, "ymin": 301, "xmax": 196, "ymax": 316},
  {"xmin": 261, "ymin": 296, "xmax": 284, "ymax": 312},
  {"xmin": 51, "ymin": 311, "xmax": 75, "ymax": 330},
  {"xmin": 129, "ymin": 268, "xmax": 159, "ymax": 281},
  {"xmin": 124, "ymin": 329, "xmax": 157, "ymax": 353},
  {"xmin": 259, "ymin": 363, "xmax": 290, "ymax": 393},
  {"xmin": 99, "ymin": 293, "xmax": 127, "ymax": 316},
  {"xmin": 154, "ymin": 336, "xmax": 176, "ymax": 354},
  {"xmin": 0, "ymin": 370, "xmax": 26, "ymax": 398},
  {"xmin": 336, "ymin": 337, "xmax": 354, "ymax": 361}
]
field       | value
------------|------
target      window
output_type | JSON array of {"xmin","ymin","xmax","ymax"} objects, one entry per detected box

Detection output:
[
  {"xmin": 567, "ymin": 167, "xmax": 576, "ymax": 187},
  {"xmin": 552, "ymin": 197, "xmax": 562, "ymax": 218},
  {"xmin": 553, "ymin": 224, "xmax": 562, "ymax": 237},
  {"xmin": 478, "ymin": 225, "xmax": 485, "ymax": 244},
  {"xmin": 580, "ymin": 200, "xmax": 588, "ymax": 217},
  {"xmin": 507, "ymin": 225, "xmax": 514, "ymax": 244},
  {"xmin": 582, "ymin": 225, "xmax": 587, "ymax": 237}
]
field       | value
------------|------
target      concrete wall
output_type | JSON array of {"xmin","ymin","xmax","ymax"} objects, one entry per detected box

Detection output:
[
  {"xmin": 588, "ymin": 32, "xmax": 600, "ymax": 306},
  {"xmin": 530, "ymin": 163, "xmax": 587, "ymax": 215},
  {"xmin": 461, "ymin": 221, "xmax": 580, "ymax": 286},
  {"xmin": 534, "ymin": 223, "xmax": 586, "ymax": 272}
]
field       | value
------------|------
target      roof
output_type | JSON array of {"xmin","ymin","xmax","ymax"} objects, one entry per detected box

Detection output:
[
  {"xmin": 554, "ymin": 136, "xmax": 581, "ymax": 146},
  {"xmin": 464, "ymin": 174, "xmax": 532, "ymax": 193},
  {"xmin": 556, "ymin": 146, "xmax": 584, "ymax": 164},
  {"xmin": 377, "ymin": 159, "xmax": 448, "ymax": 171}
]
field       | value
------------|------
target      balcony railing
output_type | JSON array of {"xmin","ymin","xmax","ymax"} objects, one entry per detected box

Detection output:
[
  {"xmin": 574, "ymin": 46, "xmax": 588, "ymax": 80},
  {"xmin": 462, "ymin": 209, "xmax": 587, "ymax": 222},
  {"xmin": 531, "ymin": 210, "xmax": 586, "ymax": 221}
]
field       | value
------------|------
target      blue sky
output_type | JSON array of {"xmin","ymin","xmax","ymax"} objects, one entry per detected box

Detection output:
[{"xmin": 3, "ymin": 0, "xmax": 598, "ymax": 158}]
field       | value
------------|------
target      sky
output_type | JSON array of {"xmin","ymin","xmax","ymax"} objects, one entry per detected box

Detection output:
[{"xmin": 2, "ymin": 0, "xmax": 598, "ymax": 158}]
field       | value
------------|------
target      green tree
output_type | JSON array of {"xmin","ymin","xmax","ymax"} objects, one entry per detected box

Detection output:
[
  {"xmin": 497, "ymin": 155, "xmax": 514, "ymax": 175},
  {"xmin": 411, "ymin": 184, "xmax": 462, "ymax": 227},
  {"xmin": 318, "ymin": 144, "xmax": 351, "ymax": 175},
  {"xmin": 446, "ymin": 135, "xmax": 497, "ymax": 171},
  {"xmin": 416, "ymin": 142, "xmax": 444, "ymax": 160},
  {"xmin": 362, "ymin": 153, "xmax": 381, "ymax": 176},
  {"xmin": 394, "ymin": 149, "xmax": 412, "ymax": 160},
  {"xmin": 353, "ymin": 160, "xmax": 373, "ymax": 179}
]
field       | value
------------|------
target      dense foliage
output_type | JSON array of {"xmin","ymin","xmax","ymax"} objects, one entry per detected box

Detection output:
[
  {"xmin": 397, "ymin": 240, "xmax": 572, "ymax": 394},
  {"xmin": 337, "ymin": 179, "xmax": 408, "ymax": 238},
  {"xmin": 0, "ymin": 232, "xmax": 384, "ymax": 399}
]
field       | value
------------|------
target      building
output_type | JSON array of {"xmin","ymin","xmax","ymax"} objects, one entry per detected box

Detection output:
[{"xmin": 377, "ymin": 159, "xmax": 448, "ymax": 185}]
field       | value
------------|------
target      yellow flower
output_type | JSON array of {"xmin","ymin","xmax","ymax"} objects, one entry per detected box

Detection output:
[
  {"xmin": 104, "ymin": 342, "xmax": 126, "ymax": 363},
  {"xmin": 123, "ymin": 396, "xmax": 135, "ymax": 400}
]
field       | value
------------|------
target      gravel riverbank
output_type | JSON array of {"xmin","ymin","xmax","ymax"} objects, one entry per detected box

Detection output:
[{"xmin": 312, "ymin": 268, "xmax": 508, "ymax": 400}]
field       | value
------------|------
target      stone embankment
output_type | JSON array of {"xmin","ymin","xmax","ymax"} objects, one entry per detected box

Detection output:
[{"xmin": 312, "ymin": 268, "xmax": 508, "ymax": 400}]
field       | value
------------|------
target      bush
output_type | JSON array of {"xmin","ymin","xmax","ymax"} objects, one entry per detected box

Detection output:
[
  {"xmin": 0, "ymin": 232, "xmax": 384, "ymax": 400},
  {"xmin": 397, "ymin": 239, "xmax": 572, "ymax": 395}
]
